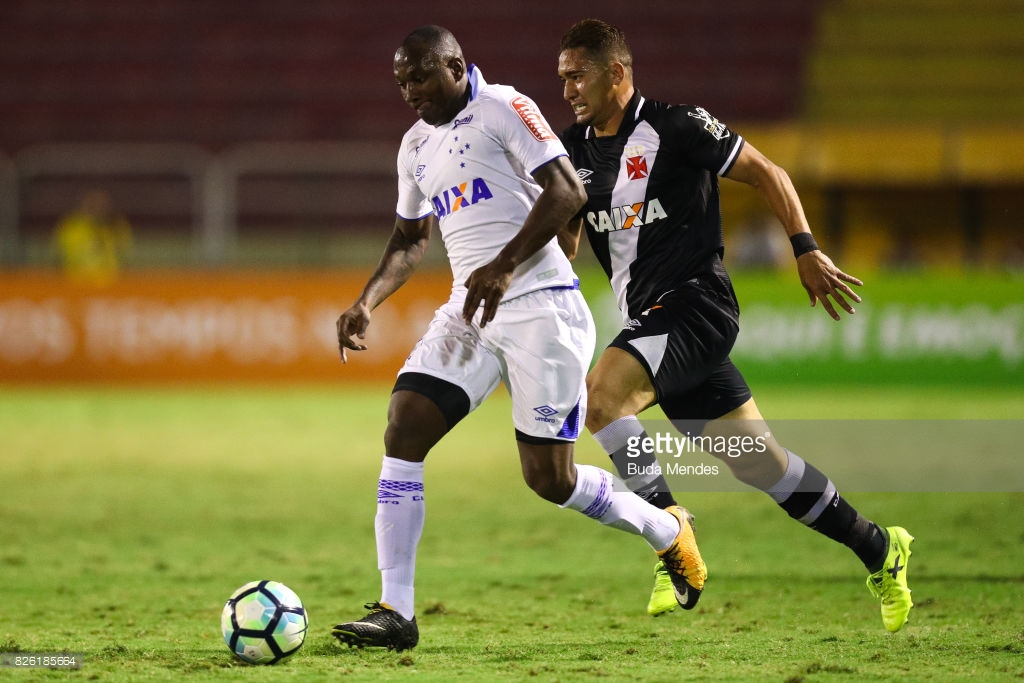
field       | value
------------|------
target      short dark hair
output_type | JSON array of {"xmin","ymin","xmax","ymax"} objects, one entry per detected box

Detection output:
[
  {"xmin": 560, "ymin": 19, "xmax": 633, "ymax": 75},
  {"xmin": 400, "ymin": 25, "xmax": 464, "ymax": 69}
]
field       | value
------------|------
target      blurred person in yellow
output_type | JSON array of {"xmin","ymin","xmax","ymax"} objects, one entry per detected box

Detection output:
[{"xmin": 53, "ymin": 188, "xmax": 132, "ymax": 285}]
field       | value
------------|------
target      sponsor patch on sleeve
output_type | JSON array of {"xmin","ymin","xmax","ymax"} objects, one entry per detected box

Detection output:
[{"xmin": 510, "ymin": 95, "xmax": 556, "ymax": 141}]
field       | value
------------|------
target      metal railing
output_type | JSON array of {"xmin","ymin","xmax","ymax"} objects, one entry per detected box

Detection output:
[
  {"xmin": 3, "ymin": 131, "xmax": 1022, "ymax": 269},
  {"xmin": 2, "ymin": 141, "xmax": 396, "ymax": 267}
]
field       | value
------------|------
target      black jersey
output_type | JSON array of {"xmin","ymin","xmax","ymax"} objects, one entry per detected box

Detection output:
[{"xmin": 561, "ymin": 91, "xmax": 745, "ymax": 321}]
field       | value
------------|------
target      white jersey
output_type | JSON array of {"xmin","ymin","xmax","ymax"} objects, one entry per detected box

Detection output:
[{"xmin": 396, "ymin": 65, "xmax": 579, "ymax": 303}]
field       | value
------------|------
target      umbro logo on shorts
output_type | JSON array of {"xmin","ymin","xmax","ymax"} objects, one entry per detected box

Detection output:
[{"xmin": 533, "ymin": 405, "xmax": 560, "ymax": 423}]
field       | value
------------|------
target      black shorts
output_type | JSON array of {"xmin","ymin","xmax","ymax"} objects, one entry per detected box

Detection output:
[{"xmin": 608, "ymin": 281, "xmax": 751, "ymax": 424}]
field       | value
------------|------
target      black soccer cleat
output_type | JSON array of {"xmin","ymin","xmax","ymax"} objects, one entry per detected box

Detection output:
[{"xmin": 332, "ymin": 601, "xmax": 419, "ymax": 652}]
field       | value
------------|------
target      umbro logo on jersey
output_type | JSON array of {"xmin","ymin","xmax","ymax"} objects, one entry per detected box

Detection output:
[
  {"xmin": 576, "ymin": 168, "xmax": 594, "ymax": 184},
  {"xmin": 431, "ymin": 178, "xmax": 494, "ymax": 218},
  {"xmin": 586, "ymin": 197, "xmax": 668, "ymax": 233}
]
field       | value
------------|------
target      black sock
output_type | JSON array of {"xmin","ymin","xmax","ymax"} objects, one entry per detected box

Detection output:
[
  {"xmin": 608, "ymin": 440, "xmax": 678, "ymax": 510},
  {"xmin": 769, "ymin": 451, "xmax": 888, "ymax": 571}
]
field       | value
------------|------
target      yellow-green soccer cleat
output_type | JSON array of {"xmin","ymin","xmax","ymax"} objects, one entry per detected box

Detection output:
[
  {"xmin": 866, "ymin": 526, "xmax": 914, "ymax": 632},
  {"xmin": 647, "ymin": 561, "xmax": 677, "ymax": 616},
  {"xmin": 656, "ymin": 505, "xmax": 707, "ymax": 610}
]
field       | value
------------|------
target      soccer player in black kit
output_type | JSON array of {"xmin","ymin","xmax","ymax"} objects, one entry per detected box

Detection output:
[{"xmin": 556, "ymin": 19, "xmax": 914, "ymax": 632}]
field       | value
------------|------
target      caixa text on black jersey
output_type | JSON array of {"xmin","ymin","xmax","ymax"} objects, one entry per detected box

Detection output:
[{"xmin": 585, "ymin": 197, "xmax": 667, "ymax": 233}]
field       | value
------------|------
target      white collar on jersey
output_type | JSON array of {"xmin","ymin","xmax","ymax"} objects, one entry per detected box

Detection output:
[
  {"xmin": 584, "ymin": 95, "xmax": 646, "ymax": 139},
  {"xmin": 467, "ymin": 63, "xmax": 486, "ymax": 102}
]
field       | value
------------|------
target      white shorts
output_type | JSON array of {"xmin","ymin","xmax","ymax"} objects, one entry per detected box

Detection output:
[{"xmin": 399, "ymin": 286, "xmax": 596, "ymax": 441}]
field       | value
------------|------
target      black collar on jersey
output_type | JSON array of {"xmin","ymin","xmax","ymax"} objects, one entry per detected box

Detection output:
[{"xmin": 585, "ymin": 89, "xmax": 646, "ymax": 140}]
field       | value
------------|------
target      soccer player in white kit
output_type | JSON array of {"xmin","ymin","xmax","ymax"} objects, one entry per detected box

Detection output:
[{"xmin": 332, "ymin": 25, "xmax": 706, "ymax": 651}]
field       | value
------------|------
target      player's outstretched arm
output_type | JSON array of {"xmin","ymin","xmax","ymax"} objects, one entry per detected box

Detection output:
[
  {"xmin": 336, "ymin": 215, "xmax": 434, "ymax": 362},
  {"xmin": 463, "ymin": 156, "xmax": 586, "ymax": 327},
  {"xmin": 725, "ymin": 142, "xmax": 863, "ymax": 320}
]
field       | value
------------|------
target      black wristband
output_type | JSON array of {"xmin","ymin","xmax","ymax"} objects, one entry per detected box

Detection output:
[{"xmin": 790, "ymin": 232, "xmax": 819, "ymax": 258}]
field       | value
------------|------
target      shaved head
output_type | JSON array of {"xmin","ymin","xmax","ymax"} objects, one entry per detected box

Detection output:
[
  {"xmin": 397, "ymin": 25, "xmax": 464, "ymax": 70},
  {"xmin": 393, "ymin": 25, "xmax": 470, "ymax": 126}
]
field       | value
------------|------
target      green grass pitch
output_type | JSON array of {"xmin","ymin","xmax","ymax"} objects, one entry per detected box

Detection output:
[{"xmin": 1, "ymin": 384, "xmax": 1022, "ymax": 681}]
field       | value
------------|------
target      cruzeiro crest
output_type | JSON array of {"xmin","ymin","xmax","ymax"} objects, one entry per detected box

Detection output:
[{"xmin": 687, "ymin": 107, "xmax": 730, "ymax": 141}]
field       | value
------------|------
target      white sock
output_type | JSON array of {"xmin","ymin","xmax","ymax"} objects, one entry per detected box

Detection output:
[
  {"xmin": 375, "ymin": 456, "xmax": 425, "ymax": 621},
  {"xmin": 591, "ymin": 415, "xmax": 645, "ymax": 455},
  {"xmin": 592, "ymin": 415, "xmax": 664, "ymax": 494},
  {"xmin": 559, "ymin": 464, "xmax": 679, "ymax": 551}
]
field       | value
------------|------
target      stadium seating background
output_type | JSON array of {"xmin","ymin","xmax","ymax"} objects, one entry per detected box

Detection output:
[
  {"xmin": 0, "ymin": 0, "xmax": 819, "ymax": 148},
  {"xmin": 1, "ymin": 0, "xmax": 1022, "ymax": 383},
  {"xmin": 2, "ymin": 0, "xmax": 1022, "ymax": 268}
]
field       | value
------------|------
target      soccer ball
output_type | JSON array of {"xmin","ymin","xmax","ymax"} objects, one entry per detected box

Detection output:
[{"xmin": 221, "ymin": 580, "xmax": 308, "ymax": 664}]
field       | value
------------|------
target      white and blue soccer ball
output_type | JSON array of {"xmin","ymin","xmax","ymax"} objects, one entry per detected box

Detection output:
[{"xmin": 221, "ymin": 580, "xmax": 308, "ymax": 664}]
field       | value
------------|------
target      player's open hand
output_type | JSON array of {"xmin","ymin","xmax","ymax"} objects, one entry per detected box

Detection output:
[
  {"xmin": 463, "ymin": 257, "xmax": 514, "ymax": 328},
  {"xmin": 796, "ymin": 250, "xmax": 863, "ymax": 320},
  {"xmin": 336, "ymin": 302, "xmax": 372, "ymax": 363}
]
